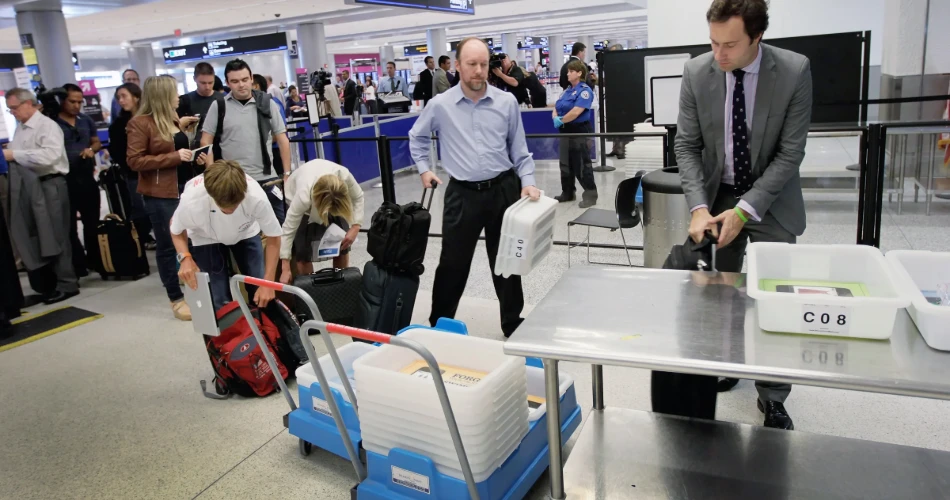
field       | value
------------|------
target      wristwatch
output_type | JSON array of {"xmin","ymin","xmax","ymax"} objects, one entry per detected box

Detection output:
[{"xmin": 176, "ymin": 252, "xmax": 192, "ymax": 264}]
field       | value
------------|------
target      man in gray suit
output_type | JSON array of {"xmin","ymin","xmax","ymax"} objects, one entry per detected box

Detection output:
[{"xmin": 675, "ymin": 0, "xmax": 812, "ymax": 430}]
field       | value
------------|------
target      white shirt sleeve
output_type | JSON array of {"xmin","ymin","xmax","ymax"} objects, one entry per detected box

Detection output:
[
  {"xmin": 280, "ymin": 185, "xmax": 310, "ymax": 260},
  {"xmin": 169, "ymin": 204, "xmax": 191, "ymax": 236},
  {"xmin": 250, "ymin": 183, "xmax": 283, "ymax": 237}
]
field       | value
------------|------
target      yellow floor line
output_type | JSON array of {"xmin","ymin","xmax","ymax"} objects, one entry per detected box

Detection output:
[
  {"xmin": 11, "ymin": 305, "xmax": 73, "ymax": 325},
  {"xmin": 0, "ymin": 315, "xmax": 104, "ymax": 353}
]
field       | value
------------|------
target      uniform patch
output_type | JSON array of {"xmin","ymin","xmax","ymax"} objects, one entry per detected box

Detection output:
[{"xmin": 581, "ymin": 90, "xmax": 591, "ymax": 99}]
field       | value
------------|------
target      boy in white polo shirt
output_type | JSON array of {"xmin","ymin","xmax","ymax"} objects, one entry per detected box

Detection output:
[{"xmin": 171, "ymin": 160, "xmax": 282, "ymax": 310}]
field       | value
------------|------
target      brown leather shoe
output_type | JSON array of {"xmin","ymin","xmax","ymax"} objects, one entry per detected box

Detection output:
[{"xmin": 171, "ymin": 300, "xmax": 192, "ymax": 321}]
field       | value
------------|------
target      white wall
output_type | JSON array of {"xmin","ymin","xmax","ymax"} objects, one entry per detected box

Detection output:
[{"xmin": 647, "ymin": 0, "xmax": 885, "ymax": 66}]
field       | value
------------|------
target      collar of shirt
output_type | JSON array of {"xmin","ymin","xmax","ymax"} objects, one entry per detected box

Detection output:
[
  {"xmin": 450, "ymin": 83, "xmax": 498, "ymax": 105},
  {"xmin": 225, "ymin": 93, "xmax": 256, "ymax": 104},
  {"xmin": 742, "ymin": 45, "xmax": 763, "ymax": 75},
  {"xmin": 22, "ymin": 111, "xmax": 44, "ymax": 129}
]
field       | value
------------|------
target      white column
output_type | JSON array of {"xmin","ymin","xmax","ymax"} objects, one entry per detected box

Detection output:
[
  {"xmin": 126, "ymin": 45, "xmax": 156, "ymax": 79},
  {"xmin": 15, "ymin": 1, "xmax": 74, "ymax": 88},
  {"xmin": 426, "ymin": 28, "xmax": 448, "ymax": 58},
  {"xmin": 531, "ymin": 49, "xmax": 541, "ymax": 70},
  {"xmin": 501, "ymin": 33, "xmax": 518, "ymax": 56},
  {"xmin": 379, "ymin": 45, "xmax": 396, "ymax": 67},
  {"xmin": 297, "ymin": 22, "xmax": 329, "ymax": 72},
  {"xmin": 549, "ymin": 35, "xmax": 565, "ymax": 73},
  {"xmin": 283, "ymin": 31, "xmax": 296, "ymax": 85}
]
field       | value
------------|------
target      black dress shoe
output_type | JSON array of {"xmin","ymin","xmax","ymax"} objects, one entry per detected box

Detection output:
[
  {"xmin": 42, "ymin": 290, "xmax": 80, "ymax": 305},
  {"xmin": 717, "ymin": 377, "xmax": 740, "ymax": 392},
  {"xmin": 606, "ymin": 151, "xmax": 617, "ymax": 158},
  {"xmin": 758, "ymin": 399, "xmax": 794, "ymax": 430},
  {"xmin": 554, "ymin": 193, "xmax": 576, "ymax": 203}
]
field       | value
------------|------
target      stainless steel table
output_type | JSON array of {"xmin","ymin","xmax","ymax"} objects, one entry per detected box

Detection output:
[{"xmin": 504, "ymin": 267, "xmax": 950, "ymax": 499}]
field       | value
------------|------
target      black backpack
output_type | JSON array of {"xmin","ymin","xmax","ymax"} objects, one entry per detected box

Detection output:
[
  {"xmin": 367, "ymin": 186, "xmax": 436, "ymax": 276},
  {"xmin": 212, "ymin": 90, "xmax": 276, "ymax": 176}
]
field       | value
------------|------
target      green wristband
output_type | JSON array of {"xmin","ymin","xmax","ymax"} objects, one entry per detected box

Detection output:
[{"xmin": 733, "ymin": 206, "xmax": 749, "ymax": 223}]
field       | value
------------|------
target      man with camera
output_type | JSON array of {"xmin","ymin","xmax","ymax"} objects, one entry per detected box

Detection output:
[{"xmin": 490, "ymin": 53, "xmax": 529, "ymax": 105}]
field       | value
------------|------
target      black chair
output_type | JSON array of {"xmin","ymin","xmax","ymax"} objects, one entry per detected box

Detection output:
[{"xmin": 567, "ymin": 171, "xmax": 646, "ymax": 267}]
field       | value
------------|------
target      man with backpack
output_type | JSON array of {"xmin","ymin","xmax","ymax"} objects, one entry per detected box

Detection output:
[
  {"xmin": 201, "ymin": 59, "xmax": 291, "ymax": 224},
  {"xmin": 177, "ymin": 62, "xmax": 218, "ymax": 149}
]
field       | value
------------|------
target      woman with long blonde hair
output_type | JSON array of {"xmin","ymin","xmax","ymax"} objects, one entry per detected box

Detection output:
[
  {"xmin": 127, "ymin": 75, "xmax": 211, "ymax": 321},
  {"xmin": 278, "ymin": 159, "xmax": 365, "ymax": 282}
]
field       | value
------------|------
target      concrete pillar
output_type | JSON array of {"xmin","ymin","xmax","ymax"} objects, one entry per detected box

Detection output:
[
  {"xmin": 14, "ymin": 1, "xmax": 74, "ymax": 88},
  {"xmin": 126, "ymin": 45, "xmax": 156, "ymax": 79},
  {"xmin": 426, "ymin": 28, "xmax": 448, "ymax": 58},
  {"xmin": 531, "ymin": 49, "xmax": 541, "ymax": 70},
  {"xmin": 501, "ymin": 33, "xmax": 518, "ymax": 56},
  {"xmin": 379, "ymin": 45, "xmax": 396, "ymax": 68},
  {"xmin": 283, "ymin": 32, "xmax": 296, "ymax": 85},
  {"xmin": 297, "ymin": 22, "xmax": 329, "ymax": 72},
  {"xmin": 549, "ymin": 35, "xmax": 565, "ymax": 73}
]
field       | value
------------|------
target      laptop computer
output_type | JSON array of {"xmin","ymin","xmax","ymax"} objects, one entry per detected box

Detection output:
[{"xmin": 184, "ymin": 272, "xmax": 220, "ymax": 337}]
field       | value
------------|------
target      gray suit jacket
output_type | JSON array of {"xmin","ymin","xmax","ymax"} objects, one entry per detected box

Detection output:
[
  {"xmin": 434, "ymin": 68, "xmax": 451, "ymax": 95},
  {"xmin": 674, "ymin": 43, "xmax": 812, "ymax": 236},
  {"xmin": 9, "ymin": 163, "xmax": 61, "ymax": 270}
]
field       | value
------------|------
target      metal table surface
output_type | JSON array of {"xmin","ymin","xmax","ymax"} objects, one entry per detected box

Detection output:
[{"xmin": 503, "ymin": 267, "xmax": 950, "ymax": 499}]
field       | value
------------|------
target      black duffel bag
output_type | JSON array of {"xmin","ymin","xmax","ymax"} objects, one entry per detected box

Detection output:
[
  {"xmin": 293, "ymin": 267, "xmax": 362, "ymax": 326},
  {"xmin": 367, "ymin": 184, "xmax": 436, "ymax": 276}
]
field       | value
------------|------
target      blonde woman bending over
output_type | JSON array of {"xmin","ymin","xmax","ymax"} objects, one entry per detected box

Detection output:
[{"xmin": 278, "ymin": 159, "xmax": 365, "ymax": 283}]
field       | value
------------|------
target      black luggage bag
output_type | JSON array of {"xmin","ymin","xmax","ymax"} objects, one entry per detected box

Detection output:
[
  {"xmin": 367, "ymin": 184, "xmax": 436, "ymax": 276},
  {"xmin": 651, "ymin": 232, "xmax": 719, "ymax": 420},
  {"xmin": 356, "ymin": 260, "xmax": 420, "ymax": 337},
  {"xmin": 293, "ymin": 267, "xmax": 362, "ymax": 325},
  {"xmin": 94, "ymin": 168, "xmax": 150, "ymax": 280}
]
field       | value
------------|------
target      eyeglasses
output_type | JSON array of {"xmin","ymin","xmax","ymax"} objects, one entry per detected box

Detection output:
[{"xmin": 6, "ymin": 102, "xmax": 23, "ymax": 113}]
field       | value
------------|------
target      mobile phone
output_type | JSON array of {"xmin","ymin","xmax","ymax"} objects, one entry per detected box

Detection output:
[
  {"xmin": 775, "ymin": 285, "xmax": 854, "ymax": 297},
  {"xmin": 191, "ymin": 144, "xmax": 211, "ymax": 158}
]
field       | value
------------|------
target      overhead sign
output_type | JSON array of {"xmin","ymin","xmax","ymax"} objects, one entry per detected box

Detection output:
[
  {"xmin": 403, "ymin": 44, "xmax": 429, "ymax": 56},
  {"xmin": 518, "ymin": 36, "xmax": 548, "ymax": 50},
  {"xmin": 354, "ymin": 0, "xmax": 474, "ymax": 15},
  {"xmin": 163, "ymin": 33, "xmax": 289, "ymax": 64},
  {"xmin": 0, "ymin": 53, "xmax": 25, "ymax": 72},
  {"xmin": 449, "ymin": 37, "xmax": 493, "ymax": 52},
  {"xmin": 72, "ymin": 53, "xmax": 81, "ymax": 70}
]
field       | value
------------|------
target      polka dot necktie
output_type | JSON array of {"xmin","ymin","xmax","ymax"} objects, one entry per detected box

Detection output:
[{"xmin": 732, "ymin": 68, "xmax": 753, "ymax": 195}]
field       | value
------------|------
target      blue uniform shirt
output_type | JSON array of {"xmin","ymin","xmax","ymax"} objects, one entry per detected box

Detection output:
[{"xmin": 555, "ymin": 82, "xmax": 594, "ymax": 124}]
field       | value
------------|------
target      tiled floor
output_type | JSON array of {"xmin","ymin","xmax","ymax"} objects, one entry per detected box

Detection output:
[{"xmin": 3, "ymin": 134, "xmax": 949, "ymax": 499}]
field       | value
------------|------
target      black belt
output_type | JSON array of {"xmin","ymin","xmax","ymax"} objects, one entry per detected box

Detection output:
[
  {"xmin": 452, "ymin": 169, "xmax": 515, "ymax": 192},
  {"xmin": 39, "ymin": 173, "xmax": 64, "ymax": 182}
]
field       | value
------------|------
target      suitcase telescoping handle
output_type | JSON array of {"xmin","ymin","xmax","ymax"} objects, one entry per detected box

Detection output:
[{"xmin": 421, "ymin": 179, "xmax": 438, "ymax": 211}]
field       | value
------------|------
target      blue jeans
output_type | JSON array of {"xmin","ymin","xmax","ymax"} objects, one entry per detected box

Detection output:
[
  {"xmin": 143, "ymin": 196, "xmax": 183, "ymax": 302},
  {"xmin": 191, "ymin": 236, "xmax": 265, "ymax": 311},
  {"xmin": 261, "ymin": 180, "xmax": 286, "ymax": 225}
]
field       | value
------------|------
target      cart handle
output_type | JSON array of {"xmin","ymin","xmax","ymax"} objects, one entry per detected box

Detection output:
[
  {"xmin": 229, "ymin": 275, "xmax": 367, "ymax": 483},
  {"xmin": 306, "ymin": 319, "xmax": 482, "ymax": 500}
]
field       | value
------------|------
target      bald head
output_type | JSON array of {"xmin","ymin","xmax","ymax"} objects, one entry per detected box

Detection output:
[{"xmin": 455, "ymin": 37, "xmax": 490, "ymax": 61}]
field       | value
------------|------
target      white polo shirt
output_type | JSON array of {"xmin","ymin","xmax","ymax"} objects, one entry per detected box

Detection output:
[{"xmin": 171, "ymin": 174, "xmax": 282, "ymax": 247}]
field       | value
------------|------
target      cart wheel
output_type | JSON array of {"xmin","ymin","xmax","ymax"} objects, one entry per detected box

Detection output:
[
  {"xmin": 299, "ymin": 439, "xmax": 312, "ymax": 456},
  {"xmin": 214, "ymin": 378, "xmax": 229, "ymax": 396}
]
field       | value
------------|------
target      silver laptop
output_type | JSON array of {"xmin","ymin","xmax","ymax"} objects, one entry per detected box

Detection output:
[{"xmin": 184, "ymin": 272, "xmax": 220, "ymax": 336}]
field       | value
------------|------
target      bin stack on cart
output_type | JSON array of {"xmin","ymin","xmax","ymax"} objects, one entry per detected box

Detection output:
[{"xmin": 495, "ymin": 194, "xmax": 558, "ymax": 278}]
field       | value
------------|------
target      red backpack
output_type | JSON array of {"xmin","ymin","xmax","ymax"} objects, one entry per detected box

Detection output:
[{"xmin": 202, "ymin": 301, "xmax": 289, "ymax": 399}]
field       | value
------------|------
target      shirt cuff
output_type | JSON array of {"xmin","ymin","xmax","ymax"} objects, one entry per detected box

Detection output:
[
  {"xmin": 519, "ymin": 173, "xmax": 536, "ymax": 188},
  {"xmin": 736, "ymin": 200, "xmax": 761, "ymax": 222},
  {"xmin": 690, "ymin": 204, "xmax": 708, "ymax": 213},
  {"xmin": 415, "ymin": 161, "xmax": 431, "ymax": 175}
]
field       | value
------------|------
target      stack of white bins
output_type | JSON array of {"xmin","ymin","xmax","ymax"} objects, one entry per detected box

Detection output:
[
  {"xmin": 623, "ymin": 121, "xmax": 666, "ymax": 177},
  {"xmin": 296, "ymin": 342, "xmax": 377, "ymax": 404},
  {"xmin": 886, "ymin": 250, "xmax": 950, "ymax": 350},
  {"xmin": 494, "ymin": 194, "xmax": 558, "ymax": 278},
  {"xmin": 354, "ymin": 329, "xmax": 529, "ymax": 482}
]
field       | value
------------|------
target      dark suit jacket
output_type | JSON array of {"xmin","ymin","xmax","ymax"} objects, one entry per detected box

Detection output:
[
  {"xmin": 560, "ymin": 56, "xmax": 581, "ymax": 89},
  {"xmin": 342, "ymin": 79, "xmax": 359, "ymax": 115},
  {"xmin": 414, "ymin": 69, "xmax": 434, "ymax": 103},
  {"xmin": 448, "ymin": 71, "xmax": 460, "ymax": 87}
]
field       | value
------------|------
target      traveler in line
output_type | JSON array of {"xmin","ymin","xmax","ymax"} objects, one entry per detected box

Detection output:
[
  {"xmin": 173, "ymin": 160, "xmax": 282, "ymax": 310},
  {"xmin": 265, "ymin": 75, "xmax": 284, "ymax": 104},
  {"xmin": 553, "ymin": 59, "xmax": 598, "ymax": 208},
  {"xmin": 127, "ymin": 76, "xmax": 210, "ymax": 321},
  {"xmin": 253, "ymin": 73, "xmax": 285, "ymax": 119},
  {"xmin": 675, "ymin": 0, "xmax": 812, "ymax": 429},
  {"xmin": 409, "ymin": 37, "xmax": 541, "ymax": 338},
  {"xmin": 56, "ymin": 83, "xmax": 103, "ymax": 277},
  {"xmin": 414, "ymin": 56, "xmax": 435, "ymax": 105},
  {"xmin": 341, "ymin": 69, "xmax": 359, "ymax": 115},
  {"xmin": 176, "ymin": 62, "xmax": 218, "ymax": 147},
  {"xmin": 434, "ymin": 56, "xmax": 452, "ymax": 95},
  {"xmin": 378, "ymin": 62, "xmax": 408, "ymax": 94},
  {"xmin": 4, "ymin": 88, "xmax": 79, "ymax": 304},
  {"xmin": 110, "ymin": 68, "xmax": 139, "ymax": 123},
  {"xmin": 107, "ymin": 82, "xmax": 155, "ymax": 249},
  {"xmin": 362, "ymin": 78, "xmax": 377, "ymax": 114},
  {"xmin": 201, "ymin": 59, "xmax": 291, "ymax": 225},
  {"xmin": 278, "ymin": 159, "xmax": 364, "ymax": 283},
  {"xmin": 286, "ymin": 85, "xmax": 306, "ymax": 116}
]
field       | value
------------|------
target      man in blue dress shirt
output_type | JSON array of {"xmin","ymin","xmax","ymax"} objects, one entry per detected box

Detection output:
[
  {"xmin": 409, "ymin": 37, "xmax": 541, "ymax": 337},
  {"xmin": 377, "ymin": 62, "xmax": 408, "ymax": 94}
]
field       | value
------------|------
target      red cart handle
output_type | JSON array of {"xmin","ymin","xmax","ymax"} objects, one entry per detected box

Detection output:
[
  {"xmin": 325, "ymin": 323, "xmax": 393, "ymax": 344},
  {"xmin": 243, "ymin": 276, "xmax": 286, "ymax": 290}
]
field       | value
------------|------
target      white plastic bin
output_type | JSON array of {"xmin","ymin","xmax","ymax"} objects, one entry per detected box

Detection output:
[
  {"xmin": 295, "ymin": 342, "xmax": 377, "ymax": 403},
  {"xmin": 495, "ymin": 195, "xmax": 558, "ymax": 278},
  {"xmin": 526, "ymin": 366, "xmax": 573, "ymax": 422},
  {"xmin": 886, "ymin": 250, "xmax": 950, "ymax": 351},
  {"xmin": 746, "ymin": 243, "xmax": 910, "ymax": 339}
]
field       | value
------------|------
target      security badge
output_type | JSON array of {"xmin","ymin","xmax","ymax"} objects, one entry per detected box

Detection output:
[{"xmin": 580, "ymin": 90, "xmax": 590, "ymax": 99}]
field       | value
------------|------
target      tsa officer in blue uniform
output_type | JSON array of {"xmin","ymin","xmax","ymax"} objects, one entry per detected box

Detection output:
[{"xmin": 553, "ymin": 59, "xmax": 598, "ymax": 208}]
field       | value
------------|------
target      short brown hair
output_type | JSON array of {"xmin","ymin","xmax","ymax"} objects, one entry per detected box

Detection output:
[
  {"xmin": 706, "ymin": 0, "xmax": 770, "ymax": 42},
  {"xmin": 566, "ymin": 59, "xmax": 588, "ymax": 81},
  {"xmin": 204, "ymin": 160, "xmax": 248, "ymax": 208},
  {"xmin": 455, "ymin": 37, "xmax": 490, "ymax": 60},
  {"xmin": 311, "ymin": 174, "xmax": 353, "ymax": 225}
]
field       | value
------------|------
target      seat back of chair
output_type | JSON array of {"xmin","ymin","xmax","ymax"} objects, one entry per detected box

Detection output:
[{"xmin": 615, "ymin": 171, "xmax": 646, "ymax": 228}]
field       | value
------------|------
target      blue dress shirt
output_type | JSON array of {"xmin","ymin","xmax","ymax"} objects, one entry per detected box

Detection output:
[
  {"xmin": 378, "ymin": 76, "xmax": 409, "ymax": 94},
  {"xmin": 409, "ymin": 84, "xmax": 536, "ymax": 187}
]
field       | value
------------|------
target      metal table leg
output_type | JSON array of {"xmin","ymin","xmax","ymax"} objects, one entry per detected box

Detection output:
[
  {"xmin": 592, "ymin": 364, "xmax": 605, "ymax": 411},
  {"xmin": 897, "ymin": 135, "xmax": 907, "ymax": 215},
  {"xmin": 544, "ymin": 358, "xmax": 566, "ymax": 500},
  {"xmin": 927, "ymin": 134, "xmax": 937, "ymax": 216}
]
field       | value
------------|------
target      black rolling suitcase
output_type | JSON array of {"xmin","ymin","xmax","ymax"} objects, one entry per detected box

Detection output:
[
  {"xmin": 99, "ymin": 165, "xmax": 131, "ymax": 220},
  {"xmin": 367, "ymin": 183, "xmax": 436, "ymax": 276},
  {"xmin": 651, "ymin": 232, "xmax": 719, "ymax": 420},
  {"xmin": 94, "ymin": 168, "xmax": 150, "ymax": 280},
  {"xmin": 292, "ymin": 267, "xmax": 362, "ymax": 325},
  {"xmin": 356, "ymin": 260, "xmax": 420, "ymax": 337}
]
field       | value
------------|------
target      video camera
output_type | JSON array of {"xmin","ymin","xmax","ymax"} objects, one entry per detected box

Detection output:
[
  {"xmin": 35, "ymin": 85, "xmax": 67, "ymax": 119},
  {"xmin": 309, "ymin": 68, "xmax": 332, "ymax": 98},
  {"xmin": 490, "ymin": 52, "xmax": 505, "ymax": 71}
]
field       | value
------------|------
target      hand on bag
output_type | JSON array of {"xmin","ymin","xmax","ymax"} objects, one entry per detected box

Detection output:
[
  {"xmin": 178, "ymin": 256, "xmax": 200, "ymax": 290},
  {"xmin": 521, "ymin": 185, "xmax": 541, "ymax": 201},
  {"xmin": 342, "ymin": 225, "xmax": 360, "ymax": 250},
  {"xmin": 279, "ymin": 260, "xmax": 293, "ymax": 285},
  {"xmin": 254, "ymin": 287, "xmax": 275, "ymax": 308},
  {"xmin": 711, "ymin": 208, "xmax": 746, "ymax": 248},
  {"xmin": 689, "ymin": 208, "xmax": 718, "ymax": 244},
  {"xmin": 420, "ymin": 170, "xmax": 442, "ymax": 189},
  {"xmin": 178, "ymin": 149, "xmax": 193, "ymax": 163}
]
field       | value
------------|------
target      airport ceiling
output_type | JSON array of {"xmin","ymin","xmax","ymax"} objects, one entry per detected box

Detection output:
[{"xmin": 0, "ymin": 0, "xmax": 648, "ymax": 58}]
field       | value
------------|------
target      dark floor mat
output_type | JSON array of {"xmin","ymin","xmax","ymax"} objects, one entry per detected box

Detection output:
[{"xmin": 0, "ymin": 306, "xmax": 103, "ymax": 353}]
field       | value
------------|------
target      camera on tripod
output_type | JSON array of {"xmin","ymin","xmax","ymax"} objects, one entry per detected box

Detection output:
[
  {"xmin": 309, "ymin": 68, "xmax": 332, "ymax": 97},
  {"xmin": 489, "ymin": 52, "xmax": 505, "ymax": 70}
]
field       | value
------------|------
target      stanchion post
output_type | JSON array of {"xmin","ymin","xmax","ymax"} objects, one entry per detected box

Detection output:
[
  {"xmin": 592, "ymin": 56, "xmax": 615, "ymax": 173},
  {"xmin": 872, "ymin": 125, "xmax": 887, "ymax": 247},
  {"xmin": 377, "ymin": 135, "xmax": 396, "ymax": 204},
  {"xmin": 856, "ymin": 127, "xmax": 870, "ymax": 245},
  {"xmin": 859, "ymin": 123, "xmax": 883, "ymax": 247}
]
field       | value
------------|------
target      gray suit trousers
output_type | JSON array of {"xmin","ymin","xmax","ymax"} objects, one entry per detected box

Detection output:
[{"xmin": 40, "ymin": 176, "xmax": 79, "ymax": 294}]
